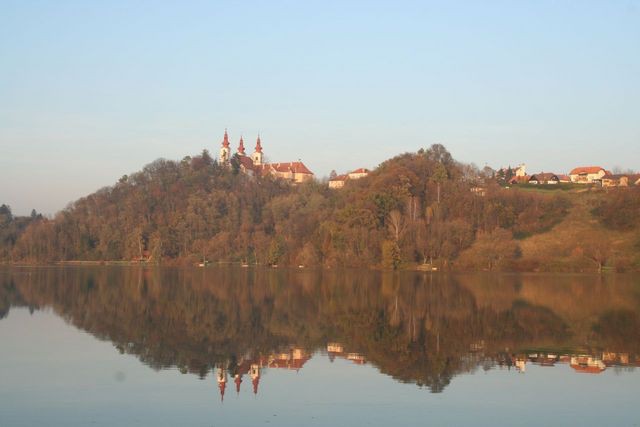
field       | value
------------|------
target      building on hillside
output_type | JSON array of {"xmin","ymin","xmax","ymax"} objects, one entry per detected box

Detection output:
[
  {"xmin": 328, "ymin": 168, "xmax": 370, "ymax": 189},
  {"xmin": 514, "ymin": 163, "xmax": 527, "ymax": 177},
  {"xmin": 348, "ymin": 168, "xmax": 370, "ymax": 179},
  {"xmin": 218, "ymin": 130, "xmax": 314, "ymax": 184},
  {"xmin": 528, "ymin": 173, "xmax": 560, "ymax": 185},
  {"xmin": 569, "ymin": 166, "xmax": 608, "ymax": 184},
  {"xmin": 601, "ymin": 173, "xmax": 640, "ymax": 188},
  {"xmin": 557, "ymin": 174, "xmax": 571, "ymax": 183},
  {"xmin": 328, "ymin": 174, "xmax": 348, "ymax": 189}
]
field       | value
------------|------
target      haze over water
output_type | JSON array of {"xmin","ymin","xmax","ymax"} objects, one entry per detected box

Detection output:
[{"xmin": 1, "ymin": 266, "xmax": 639, "ymax": 426}]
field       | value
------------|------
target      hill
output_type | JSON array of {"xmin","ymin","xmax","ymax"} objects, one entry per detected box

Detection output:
[{"xmin": 1, "ymin": 146, "xmax": 638, "ymax": 271}]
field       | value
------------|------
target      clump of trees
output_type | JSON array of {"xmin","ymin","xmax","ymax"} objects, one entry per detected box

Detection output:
[
  {"xmin": 1, "ymin": 145, "xmax": 570, "ymax": 269},
  {"xmin": 0, "ymin": 204, "xmax": 43, "ymax": 261}
]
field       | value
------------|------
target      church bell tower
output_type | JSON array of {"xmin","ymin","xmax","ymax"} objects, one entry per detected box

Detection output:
[
  {"xmin": 219, "ymin": 129, "xmax": 231, "ymax": 164},
  {"xmin": 252, "ymin": 136, "xmax": 263, "ymax": 165}
]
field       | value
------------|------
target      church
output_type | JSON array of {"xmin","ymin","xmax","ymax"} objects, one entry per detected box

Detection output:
[{"xmin": 218, "ymin": 130, "xmax": 314, "ymax": 183}]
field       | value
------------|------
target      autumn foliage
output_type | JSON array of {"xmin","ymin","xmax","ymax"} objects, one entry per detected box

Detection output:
[{"xmin": 1, "ymin": 146, "xmax": 570, "ymax": 268}]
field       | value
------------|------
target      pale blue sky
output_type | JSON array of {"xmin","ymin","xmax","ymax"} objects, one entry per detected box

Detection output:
[{"xmin": 1, "ymin": 0, "xmax": 639, "ymax": 215}]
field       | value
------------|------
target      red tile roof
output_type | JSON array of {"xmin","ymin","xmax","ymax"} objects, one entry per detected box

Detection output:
[
  {"xmin": 570, "ymin": 166, "xmax": 605, "ymax": 175},
  {"xmin": 269, "ymin": 162, "xmax": 313, "ymax": 175},
  {"xmin": 349, "ymin": 168, "xmax": 369, "ymax": 174},
  {"xmin": 237, "ymin": 155, "xmax": 255, "ymax": 170},
  {"xmin": 570, "ymin": 364, "xmax": 605, "ymax": 374},
  {"xmin": 330, "ymin": 174, "xmax": 348, "ymax": 182}
]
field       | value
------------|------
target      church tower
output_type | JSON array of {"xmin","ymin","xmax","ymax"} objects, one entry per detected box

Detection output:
[
  {"xmin": 219, "ymin": 129, "xmax": 231, "ymax": 164},
  {"xmin": 252, "ymin": 135, "xmax": 263, "ymax": 165},
  {"xmin": 237, "ymin": 136, "xmax": 246, "ymax": 156}
]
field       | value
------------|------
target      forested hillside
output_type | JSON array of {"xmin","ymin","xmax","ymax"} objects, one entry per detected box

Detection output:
[{"xmin": 1, "ymin": 145, "xmax": 589, "ymax": 269}]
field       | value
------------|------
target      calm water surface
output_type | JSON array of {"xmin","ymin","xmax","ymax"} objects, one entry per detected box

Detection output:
[{"xmin": 1, "ymin": 267, "xmax": 639, "ymax": 426}]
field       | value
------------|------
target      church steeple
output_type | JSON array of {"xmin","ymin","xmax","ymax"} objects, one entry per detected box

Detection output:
[
  {"xmin": 250, "ymin": 364, "xmax": 260, "ymax": 395},
  {"xmin": 234, "ymin": 374, "xmax": 242, "ymax": 395},
  {"xmin": 238, "ymin": 136, "xmax": 246, "ymax": 155},
  {"xmin": 252, "ymin": 135, "xmax": 263, "ymax": 166},
  {"xmin": 222, "ymin": 129, "xmax": 230, "ymax": 147},
  {"xmin": 216, "ymin": 366, "xmax": 228, "ymax": 402},
  {"xmin": 219, "ymin": 129, "xmax": 231, "ymax": 163}
]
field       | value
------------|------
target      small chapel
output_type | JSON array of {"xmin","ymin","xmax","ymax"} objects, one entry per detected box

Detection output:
[{"xmin": 218, "ymin": 130, "xmax": 314, "ymax": 184}]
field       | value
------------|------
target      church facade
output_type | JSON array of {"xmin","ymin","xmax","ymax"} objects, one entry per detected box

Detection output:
[{"xmin": 218, "ymin": 130, "xmax": 314, "ymax": 183}]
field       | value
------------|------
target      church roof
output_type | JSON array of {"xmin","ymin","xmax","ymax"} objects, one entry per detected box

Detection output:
[
  {"xmin": 267, "ymin": 162, "xmax": 313, "ymax": 175},
  {"xmin": 237, "ymin": 155, "xmax": 255, "ymax": 170}
]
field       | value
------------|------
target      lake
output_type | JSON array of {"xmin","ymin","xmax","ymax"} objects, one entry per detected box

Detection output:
[{"xmin": 1, "ymin": 266, "xmax": 639, "ymax": 426}]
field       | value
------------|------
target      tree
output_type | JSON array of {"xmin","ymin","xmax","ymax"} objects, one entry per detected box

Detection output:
[
  {"xmin": 432, "ymin": 163, "xmax": 447, "ymax": 204},
  {"xmin": 382, "ymin": 240, "xmax": 401, "ymax": 269},
  {"xmin": 387, "ymin": 210, "xmax": 406, "ymax": 242},
  {"xmin": 582, "ymin": 231, "xmax": 612, "ymax": 272},
  {"xmin": 425, "ymin": 144, "xmax": 453, "ymax": 166}
]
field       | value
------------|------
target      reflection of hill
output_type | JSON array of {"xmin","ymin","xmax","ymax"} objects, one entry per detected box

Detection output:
[{"xmin": 1, "ymin": 267, "xmax": 639, "ymax": 392}]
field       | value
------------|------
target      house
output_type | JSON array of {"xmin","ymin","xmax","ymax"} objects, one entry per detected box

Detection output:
[
  {"xmin": 514, "ymin": 163, "xmax": 527, "ymax": 177},
  {"xmin": 569, "ymin": 166, "xmax": 608, "ymax": 184},
  {"xmin": 218, "ymin": 130, "xmax": 314, "ymax": 184},
  {"xmin": 329, "ymin": 168, "xmax": 370, "ymax": 189},
  {"xmin": 557, "ymin": 174, "xmax": 571, "ymax": 183},
  {"xmin": 348, "ymin": 168, "xmax": 370, "ymax": 179},
  {"xmin": 602, "ymin": 173, "xmax": 640, "ymax": 187},
  {"xmin": 328, "ymin": 174, "xmax": 348, "ymax": 189},
  {"xmin": 528, "ymin": 173, "xmax": 560, "ymax": 185}
]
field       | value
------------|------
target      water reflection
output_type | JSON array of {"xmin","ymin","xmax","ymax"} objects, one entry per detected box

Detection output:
[{"xmin": 1, "ymin": 267, "xmax": 639, "ymax": 396}]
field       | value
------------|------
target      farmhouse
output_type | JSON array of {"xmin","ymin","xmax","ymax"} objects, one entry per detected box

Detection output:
[
  {"xmin": 528, "ymin": 173, "xmax": 560, "ymax": 185},
  {"xmin": 569, "ymin": 166, "xmax": 608, "ymax": 184},
  {"xmin": 329, "ymin": 168, "xmax": 370, "ymax": 189},
  {"xmin": 601, "ymin": 173, "xmax": 640, "ymax": 187}
]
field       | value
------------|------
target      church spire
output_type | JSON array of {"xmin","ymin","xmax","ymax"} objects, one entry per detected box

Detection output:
[
  {"xmin": 219, "ymin": 129, "xmax": 231, "ymax": 164},
  {"xmin": 255, "ymin": 135, "xmax": 263, "ymax": 153},
  {"xmin": 238, "ymin": 136, "xmax": 246, "ymax": 155},
  {"xmin": 222, "ymin": 129, "xmax": 230, "ymax": 148},
  {"xmin": 251, "ymin": 135, "xmax": 263, "ymax": 166},
  {"xmin": 234, "ymin": 374, "xmax": 242, "ymax": 395},
  {"xmin": 216, "ymin": 366, "xmax": 228, "ymax": 402}
]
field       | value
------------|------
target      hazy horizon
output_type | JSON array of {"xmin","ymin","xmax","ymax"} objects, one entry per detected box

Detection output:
[{"xmin": 2, "ymin": 0, "xmax": 639, "ymax": 216}]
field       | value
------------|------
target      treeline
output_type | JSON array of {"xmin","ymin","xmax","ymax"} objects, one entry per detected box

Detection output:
[
  {"xmin": 0, "ymin": 205, "xmax": 42, "ymax": 261},
  {"xmin": 1, "ymin": 145, "xmax": 570, "ymax": 269}
]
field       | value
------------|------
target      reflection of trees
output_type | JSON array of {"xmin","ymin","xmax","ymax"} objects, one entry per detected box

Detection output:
[{"xmin": 1, "ymin": 267, "xmax": 639, "ymax": 392}]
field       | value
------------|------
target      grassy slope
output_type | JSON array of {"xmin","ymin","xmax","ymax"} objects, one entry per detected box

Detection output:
[{"xmin": 517, "ymin": 190, "xmax": 639, "ymax": 272}]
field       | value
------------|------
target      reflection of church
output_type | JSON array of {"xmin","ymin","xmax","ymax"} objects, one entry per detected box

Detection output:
[
  {"xmin": 216, "ymin": 362, "xmax": 261, "ymax": 402},
  {"xmin": 218, "ymin": 130, "xmax": 314, "ymax": 184},
  {"xmin": 215, "ymin": 347, "xmax": 312, "ymax": 401}
]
